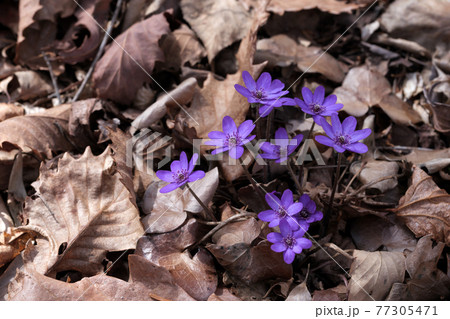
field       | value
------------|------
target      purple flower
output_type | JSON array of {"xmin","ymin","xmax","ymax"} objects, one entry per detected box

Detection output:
[
  {"xmin": 156, "ymin": 152, "xmax": 205, "ymax": 193},
  {"xmin": 315, "ymin": 114, "xmax": 371, "ymax": 154},
  {"xmin": 259, "ymin": 128, "xmax": 303, "ymax": 163},
  {"xmin": 234, "ymin": 71, "xmax": 293, "ymax": 117},
  {"xmin": 204, "ymin": 116, "xmax": 255, "ymax": 159},
  {"xmin": 297, "ymin": 194, "xmax": 323, "ymax": 224},
  {"xmin": 258, "ymin": 189, "xmax": 308, "ymax": 231},
  {"xmin": 295, "ymin": 86, "xmax": 343, "ymax": 122},
  {"xmin": 267, "ymin": 220, "xmax": 312, "ymax": 264}
]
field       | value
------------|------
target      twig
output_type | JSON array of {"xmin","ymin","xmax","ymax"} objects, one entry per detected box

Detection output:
[
  {"xmin": 298, "ymin": 121, "xmax": 315, "ymax": 191},
  {"xmin": 42, "ymin": 52, "xmax": 62, "ymax": 105},
  {"xmin": 239, "ymin": 157, "xmax": 266, "ymax": 202},
  {"xmin": 72, "ymin": 0, "xmax": 123, "ymax": 102},
  {"xmin": 187, "ymin": 212, "xmax": 256, "ymax": 250},
  {"xmin": 342, "ymin": 162, "xmax": 366, "ymax": 196},
  {"xmin": 186, "ymin": 184, "xmax": 216, "ymax": 221},
  {"xmin": 287, "ymin": 158, "xmax": 303, "ymax": 195},
  {"xmin": 327, "ymin": 152, "xmax": 342, "ymax": 214}
]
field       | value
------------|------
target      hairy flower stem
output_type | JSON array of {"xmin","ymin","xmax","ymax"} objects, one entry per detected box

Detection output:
[
  {"xmin": 186, "ymin": 184, "xmax": 217, "ymax": 221},
  {"xmin": 298, "ymin": 121, "xmax": 315, "ymax": 192},
  {"xmin": 287, "ymin": 159, "xmax": 303, "ymax": 195},
  {"xmin": 327, "ymin": 152, "xmax": 343, "ymax": 215},
  {"xmin": 239, "ymin": 158, "xmax": 266, "ymax": 202},
  {"xmin": 263, "ymin": 112, "xmax": 274, "ymax": 182}
]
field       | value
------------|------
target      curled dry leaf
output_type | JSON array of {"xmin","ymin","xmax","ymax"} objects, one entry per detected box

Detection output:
[
  {"xmin": 20, "ymin": 147, "xmax": 144, "ymax": 276},
  {"xmin": 396, "ymin": 166, "xmax": 450, "ymax": 245},
  {"xmin": 377, "ymin": 94, "xmax": 422, "ymax": 126},
  {"xmin": 160, "ymin": 24, "xmax": 207, "ymax": 70},
  {"xmin": 285, "ymin": 280, "xmax": 312, "ymax": 301},
  {"xmin": 7, "ymin": 267, "xmax": 156, "ymax": 301},
  {"xmin": 142, "ymin": 168, "xmax": 219, "ymax": 233},
  {"xmin": 1, "ymin": 71, "xmax": 53, "ymax": 101},
  {"xmin": 0, "ymin": 228, "xmax": 33, "ymax": 268},
  {"xmin": 350, "ymin": 160, "xmax": 399, "ymax": 193},
  {"xmin": 424, "ymin": 77, "xmax": 450, "ymax": 135},
  {"xmin": 333, "ymin": 63, "xmax": 391, "ymax": 117},
  {"xmin": 256, "ymin": 34, "xmax": 346, "ymax": 83},
  {"xmin": 176, "ymin": 4, "xmax": 269, "ymax": 138},
  {"xmin": 0, "ymin": 197, "xmax": 13, "ymax": 232},
  {"xmin": 350, "ymin": 215, "xmax": 417, "ymax": 252},
  {"xmin": 0, "ymin": 104, "xmax": 24, "ymax": 122},
  {"xmin": 180, "ymin": 0, "xmax": 253, "ymax": 62},
  {"xmin": 348, "ymin": 250, "xmax": 405, "ymax": 301},
  {"xmin": 93, "ymin": 12, "xmax": 170, "ymax": 104},
  {"xmin": 263, "ymin": 0, "xmax": 367, "ymax": 15}
]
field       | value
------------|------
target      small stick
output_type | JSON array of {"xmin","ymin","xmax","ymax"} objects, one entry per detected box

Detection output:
[
  {"xmin": 42, "ymin": 52, "xmax": 62, "ymax": 105},
  {"xmin": 298, "ymin": 121, "xmax": 315, "ymax": 191},
  {"xmin": 72, "ymin": 0, "xmax": 123, "ymax": 102},
  {"xmin": 342, "ymin": 162, "xmax": 366, "ymax": 196},
  {"xmin": 239, "ymin": 157, "xmax": 266, "ymax": 202},
  {"xmin": 186, "ymin": 184, "xmax": 216, "ymax": 221},
  {"xmin": 327, "ymin": 152, "xmax": 342, "ymax": 214},
  {"xmin": 263, "ymin": 111, "xmax": 273, "ymax": 183},
  {"xmin": 187, "ymin": 212, "xmax": 256, "ymax": 250},
  {"xmin": 287, "ymin": 158, "xmax": 302, "ymax": 195}
]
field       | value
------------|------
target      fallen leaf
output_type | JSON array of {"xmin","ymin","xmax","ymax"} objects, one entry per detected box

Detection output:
[
  {"xmin": 0, "ymin": 104, "xmax": 24, "ymax": 122},
  {"xmin": 264, "ymin": 0, "xmax": 367, "ymax": 15},
  {"xmin": 256, "ymin": 34, "xmax": 346, "ymax": 82},
  {"xmin": 93, "ymin": 12, "xmax": 170, "ymax": 104},
  {"xmin": 208, "ymin": 286, "xmax": 242, "ymax": 301},
  {"xmin": 180, "ymin": 0, "xmax": 253, "ymax": 62},
  {"xmin": 0, "ymin": 228, "xmax": 34, "ymax": 268},
  {"xmin": 377, "ymin": 94, "xmax": 422, "ymax": 126},
  {"xmin": 350, "ymin": 215, "xmax": 417, "ymax": 252},
  {"xmin": 396, "ymin": 166, "xmax": 450, "ymax": 245},
  {"xmin": 348, "ymin": 250, "xmax": 405, "ymax": 301},
  {"xmin": 312, "ymin": 288, "xmax": 341, "ymax": 301},
  {"xmin": 333, "ymin": 63, "xmax": 391, "ymax": 117},
  {"xmin": 286, "ymin": 280, "xmax": 312, "ymax": 301},
  {"xmin": 160, "ymin": 24, "xmax": 207, "ymax": 70},
  {"xmin": 20, "ymin": 147, "xmax": 144, "ymax": 276},
  {"xmin": 350, "ymin": 160, "xmax": 399, "ymax": 193},
  {"xmin": 1, "ymin": 71, "xmax": 53, "ymax": 101},
  {"xmin": 176, "ymin": 4, "xmax": 268, "ymax": 138},
  {"xmin": 0, "ymin": 197, "xmax": 13, "ymax": 232}
]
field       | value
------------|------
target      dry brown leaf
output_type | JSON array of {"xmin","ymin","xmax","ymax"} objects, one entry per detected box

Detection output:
[
  {"xmin": 0, "ymin": 197, "xmax": 13, "ymax": 232},
  {"xmin": 0, "ymin": 104, "xmax": 24, "ymax": 122},
  {"xmin": 180, "ymin": 0, "xmax": 253, "ymax": 62},
  {"xmin": 348, "ymin": 250, "xmax": 405, "ymax": 301},
  {"xmin": 7, "ymin": 267, "xmax": 156, "ymax": 301},
  {"xmin": 1, "ymin": 71, "xmax": 53, "ymax": 101},
  {"xmin": 160, "ymin": 24, "xmax": 207, "ymax": 70},
  {"xmin": 396, "ymin": 166, "xmax": 450, "ymax": 245},
  {"xmin": 425, "ymin": 76, "xmax": 450, "ymax": 135},
  {"xmin": 0, "ymin": 228, "xmax": 34, "ymax": 268},
  {"xmin": 20, "ymin": 147, "xmax": 144, "ymax": 276},
  {"xmin": 350, "ymin": 160, "xmax": 399, "ymax": 193},
  {"xmin": 208, "ymin": 286, "xmax": 242, "ymax": 301},
  {"xmin": 56, "ymin": 0, "xmax": 111, "ymax": 64},
  {"xmin": 312, "ymin": 288, "xmax": 341, "ymax": 301},
  {"xmin": 176, "ymin": 4, "xmax": 268, "ymax": 138},
  {"xmin": 350, "ymin": 215, "xmax": 417, "ymax": 252},
  {"xmin": 265, "ymin": 0, "xmax": 367, "ymax": 15},
  {"xmin": 93, "ymin": 12, "xmax": 170, "ymax": 104},
  {"xmin": 334, "ymin": 64, "xmax": 391, "ymax": 117},
  {"xmin": 286, "ymin": 281, "xmax": 312, "ymax": 301},
  {"xmin": 256, "ymin": 34, "xmax": 346, "ymax": 82},
  {"xmin": 377, "ymin": 94, "xmax": 422, "ymax": 125}
]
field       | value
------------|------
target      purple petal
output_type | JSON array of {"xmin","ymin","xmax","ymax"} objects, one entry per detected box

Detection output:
[
  {"xmin": 188, "ymin": 170, "xmax": 205, "ymax": 182},
  {"xmin": 234, "ymin": 84, "xmax": 252, "ymax": 98},
  {"xmin": 286, "ymin": 217, "xmax": 300, "ymax": 231},
  {"xmin": 287, "ymin": 134, "xmax": 303, "ymax": 155},
  {"xmin": 267, "ymin": 79, "xmax": 285, "ymax": 92},
  {"xmin": 323, "ymin": 94, "xmax": 337, "ymax": 106},
  {"xmin": 274, "ymin": 127, "xmax": 289, "ymax": 140},
  {"xmin": 330, "ymin": 113, "xmax": 342, "ymax": 136},
  {"xmin": 319, "ymin": 117, "xmax": 335, "ymax": 138},
  {"xmin": 294, "ymin": 98, "xmax": 310, "ymax": 113},
  {"xmin": 301, "ymin": 87, "xmax": 313, "ymax": 104},
  {"xmin": 324, "ymin": 104, "xmax": 343, "ymax": 112},
  {"xmin": 259, "ymin": 104, "xmax": 273, "ymax": 117},
  {"xmin": 296, "ymin": 237, "xmax": 312, "ymax": 249},
  {"xmin": 349, "ymin": 128, "xmax": 372, "ymax": 143},
  {"xmin": 287, "ymin": 202, "xmax": 303, "ymax": 216},
  {"xmin": 306, "ymin": 200, "xmax": 316, "ymax": 213},
  {"xmin": 315, "ymin": 135, "xmax": 335, "ymax": 147},
  {"xmin": 242, "ymin": 71, "xmax": 255, "ymax": 91},
  {"xmin": 314, "ymin": 210, "xmax": 323, "ymax": 222},
  {"xmin": 208, "ymin": 131, "xmax": 226, "ymax": 139},
  {"xmin": 271, "ymin": 242, "xmax": 287, "ymax": 253},
  {"xmin": 334, "ymin": 144, "xmax": 346, "ymax": 153},
  {"xmin": 256, "ymin": 72, "xmax": 271, "ymax": 89},
  {"xmin": 156, "ymin": 170, "xmax": 174, "ymax": 182},
  {"xmin": 260, "ymin": 153, "xmax": 281, "ymax": 160},
  {"xmin": 281, "ymin": 189, "xmax": 293, "ymax": 207},
  {"xmin": 345, "ymin": 142, "xmax": 368, "ymax": 154},
  {"xmin": 237, "ymin": 120, "xmax": 255, "ymax": 139},
  {"xmin": 211, "ymin": 146, "xmax": 229, "ymax": 155},
  {"xmin": 170, "ymin": 160, "xmax": 182, "ymax": 172},
  {"xmin": 229, "ymin": 146, "xmax": 244, "ymax": 159},
  {"xmin": 258, "ymin": 210, "xmax": 276, "ymax": 222},
  {"xmin": 313, "ymin": 86, "xmax": 325, "ymax": 104},
  {"xmin": 160, "ymin": 182, "xmax": 181, "ymax": 193},
  {"xmin": 283, "ymin": 249, "xmax": 296, "ymax": 264},
  {"xmin": 260, "ymin": 142, "xmax": 278, "ymax": 154},
  {"xmin": 179, "ymin": 152, "xmax": 188, "ymax": 170},
  {"xmin": 222, "ymin": 116, "xmax": 237, "ymax": 134},
  {"xmin": 299, "ymin": 194, "xmax": 310, "ymax": 205},
  {"xmin": 342, "ymin": 116, "xmax": 357, "ymax": 135},
  {"xmin": 280, "ymin": 97, "xmax": 296, "ymax": 106},
  {"xmin": 241, "ymin": 135, "xmax": 256, "ymax": 144},
  {"xmin": 267, "ymin": 231, "xmax": 283, "ymax": 243},
  {"xmin": 279, "ymin": 220, "xmax": 292, "ymax": 237},
  {"xmin": 291, "ymin": 244, "xmax": 303, "ymax": 254},
  {"xmin": 268, "ymin": 219, "xmax": 281, "ymax": 228},
  {"xmin": 265, "ymin": 192, "xmax": 282, "ymax": 211}
]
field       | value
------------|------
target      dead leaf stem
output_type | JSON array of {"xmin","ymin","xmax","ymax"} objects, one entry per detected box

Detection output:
[{"xmin": 41, "ymin": 52, "xmax": 61, "ymax": 105}]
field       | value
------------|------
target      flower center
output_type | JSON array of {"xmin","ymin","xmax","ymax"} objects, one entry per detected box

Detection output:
[
  {"xmin": 173, "ymin": 169, "xmax": 189, "ymax": 183},
  {"xmin": 226, "ymin": 133, "xmax": 241, "ymax": 148},
  {"xmin": 253, "ymin": 90, "xmax": 264, "ymax": 99},
  {"xmin": 276, "ymin": 206, "xmax": 288, "ymax": 219},
  {"xmin": 334, "ymin": 134, "xmax": 350, "ymax": 146},
  {"xmin": 312, "ymin": 103, "xmax": 324, "ymax": 114},
  {"xmin": 283, "ymin": 235, "xmax": 296, "ymax": 248},
  {"xmin": 299, "ymin": 209, "xmax": 310, "ymax": 219}
]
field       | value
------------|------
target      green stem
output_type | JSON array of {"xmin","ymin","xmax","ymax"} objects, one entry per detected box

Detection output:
[{"xmin": 186, "ymin": 184, "xmax": 217, "ymax": 221}]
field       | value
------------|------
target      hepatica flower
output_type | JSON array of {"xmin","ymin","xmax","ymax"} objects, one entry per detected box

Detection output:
[
  {"xmin": 295, "ymin": 86, "xmax": 343, "ymax": 122},
  {"xmin": 234, "ymin": 71, "xmax": 293, "ymax": 117},
  {"xmin": 267, "ymin": 220, "xmax": 312, "ymax": 264},
  {"xmin": 315, "ymin": 114, "xmax": 371, "ymax": 154},
  {"xmin": 297, "ymin": 194, "xmax": 323, "ymax": 224},
  {"xmin": 205, "ymin": 116, "xmax": 255, "ymax": 159},
  {"xmin": 260, "ymin": 128, "xmax": 303, "ymax": 163},
  {"xmin": 258, "ymin": 189, "xmax": 308, "ymax": 231},
  {"xmin": 156, "ymin": 152, "xmax": 205, "ymax": 193}
]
